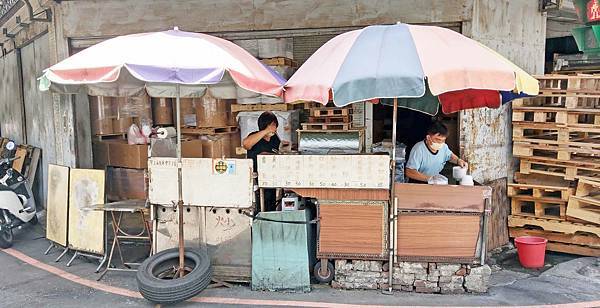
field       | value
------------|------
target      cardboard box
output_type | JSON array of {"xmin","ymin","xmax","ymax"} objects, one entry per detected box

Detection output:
[
  {"xmin": 93, "ymin": 139, "xmax": 203, "ymax": 169},
  {"xmin": 108, "ymin": 140, "xmax": 148, "ymax": 169},
  {"xmin": 182, "ymin": 139, "xmax": 203, "ymax": 158}
]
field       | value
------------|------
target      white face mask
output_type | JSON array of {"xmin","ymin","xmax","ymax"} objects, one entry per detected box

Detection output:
[{"xmin": 430, "ymin": 142, "xmax": 444, "ymax": 151}]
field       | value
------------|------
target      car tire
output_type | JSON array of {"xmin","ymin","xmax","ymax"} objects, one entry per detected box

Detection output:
[{"xmin": 136, "ymin": 248, "xmax": 212, "ymax": 304}]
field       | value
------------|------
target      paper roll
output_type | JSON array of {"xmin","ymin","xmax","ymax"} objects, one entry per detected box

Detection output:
[{"xmin": 157, "ymin": 127, "xmax": 177, "ymax": 139}]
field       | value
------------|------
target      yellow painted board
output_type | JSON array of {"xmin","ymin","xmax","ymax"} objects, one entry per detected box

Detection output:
[
  {"xmin": 46, "ymin": 164, "xmax": 70, "ymax": 246},
  {"xmin": 68, "ymin": 169, "xmax": 105, "ymax": 255}
]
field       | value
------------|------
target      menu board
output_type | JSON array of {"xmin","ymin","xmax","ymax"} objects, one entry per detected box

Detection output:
[{"xmin": 258, "ymin": 155, "xmax": 390, "ymax": 189}]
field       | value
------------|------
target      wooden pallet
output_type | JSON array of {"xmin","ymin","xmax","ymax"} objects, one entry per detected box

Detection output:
[
  {"xmin": 180, "ymin": 126, "xmax": 238, "ymax": 135},
  {"xmin": 510, "ymin": 197, "xmax": 566, "ymax": 220},
  {"xmin": 510, "ymin": 227, "xmax": 600, "ymax": 257},
  {"xmin": 301, "ymin": 123, "xmax": 351, "ymax": 130},
  {"xmin": 546, "ymin": 242, "xmax": 600, "ymax": 256},
  {"xmin": 535, "ymin": 74, "xmax": 600, "ymax": 95},
  {"xmin": 565, "ymin": 110, "xmax": 600, "ymax": 129},
  {"xmin": 513, "ymin": 172, "xmax": 574, "ymax": 187},
  {"xmin": 513, "ymin": 107, "xmax": 568, "ymax": 125},
  {"xmin": 288, "ymin": 100, "xmax": 321, "ymax": 110},
  {"xmin": 513, "ymin": 141, "xmax": 600, "ymax": 161},
  {"xmin": 94, "ymin": 133, "xmax": 127, "ymax": 141},
  {"xmin": 260, "ymin": 57, "xmax": 298, "ymax": 68},
  {"xmin": 513, "ymin": 95, "xmax": 600, "ymax": 110},
  {"xmin": 509, "ymin": 227, "xmax": 600, "ymax": 248},
  {"xmin": 308, "ymin": 115, "xmax": 352, "ymax": 124},
  {"xmin": 508, "ymin": 183, "xmax": 574, "ymax": 201},
  {"xmin": 310, "ymin": 107, "xmax": 353, "ymax": 117},
  {"xmin": 513, "ymin": 122, "xmax": 600, "ymax": 148},
  {"xmin": 566, "ymin": 179, "xmax": 600, "ymax": 225},
  {"xmin": 519, "ymin": 157, "xmax": 600, "ymax": 181},
  {"xmin": 508, "ymin": 215, "xmax": 600, "ymax": 236},
  {"xmin": 230, "ymin": 103, "xmax": 289, "ymax": 113}
]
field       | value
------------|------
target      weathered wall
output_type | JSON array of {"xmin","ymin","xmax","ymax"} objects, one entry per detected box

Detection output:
[
  {"xmin": 460, "ymin": 0, "xmax": 546, "ymax": 249},
  {"xmin": 59, "ymin": 0, "xmax": 471, "ymax": 38},
  {"xmin": 0, "ymin": 51, "xmax": 25, "ymax": 143},
  {"xmin": 21, "ymin": 33, "xmax": 56, "ymax": 205},
  {"xmin": 461, "ymin": 0, "xmax": 546, "ymax": 183}
]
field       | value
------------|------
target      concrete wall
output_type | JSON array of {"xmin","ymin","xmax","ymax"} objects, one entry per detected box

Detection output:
[
  {"xmin": 21, "ymin": 33, "xmax": 57, "ymax": 205},
  {"xmin": 58, "ymin": 0, "xmax": 471, "ymax": 38},
  {"xmin": 0, "ymin": 51, "xmax": 25, "ymax": 144},
  {"xmin": 459, "ymin": 0, "xmax": 546, "ymax": 249},
  {"xmin": 460, "ymin": 0, "xmax": 546, "ymax": 183}
]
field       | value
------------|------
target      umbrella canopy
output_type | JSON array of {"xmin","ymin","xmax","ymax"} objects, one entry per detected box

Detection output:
[
  {"xmin": 39, "ymin": 28, "xmax": 285, "ymax": 98},
  {"xmin": 284, "ymin": 23, "xmax": 538, "ymax": 115}
]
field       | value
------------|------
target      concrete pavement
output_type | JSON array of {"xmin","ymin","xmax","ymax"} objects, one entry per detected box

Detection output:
[{"xmin": 1, "ymin": 220, "xmax": 599, "ymax": 307}]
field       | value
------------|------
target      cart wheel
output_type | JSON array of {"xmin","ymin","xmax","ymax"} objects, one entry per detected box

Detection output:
[{"xmin": 313, "ymin": 261, "xmax": 334, "ymax": 283}]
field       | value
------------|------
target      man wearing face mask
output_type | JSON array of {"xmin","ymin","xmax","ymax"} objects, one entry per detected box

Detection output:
[
  {"xmin": 243, "ymin": 111, "xmax": 281, "ymax": 211},
  {"xmin": 405, "ymin": 121, "xmax": 467, "ymax": 184}
]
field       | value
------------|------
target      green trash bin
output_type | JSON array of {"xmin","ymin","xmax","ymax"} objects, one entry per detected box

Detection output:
[{"xmin": 251, "ymin": 209, "xmax": 315, "ymax": 292}]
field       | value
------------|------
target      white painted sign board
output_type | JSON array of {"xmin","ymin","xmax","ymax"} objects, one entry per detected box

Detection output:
[
  {"xmin": 258, "ymin": 154, "xmax": 390, "ymax": 189},
  {"xmin": 148, "ymin": 158, "xmax": 254, "ymax": 208}
]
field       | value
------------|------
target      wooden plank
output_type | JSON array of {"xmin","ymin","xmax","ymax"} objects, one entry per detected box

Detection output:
[
  {"xmin": 308, "ymin": 115, "xmax": 352, "ymax": 124},
  {"xmin": 509, "ymin": 227, "xmax": 600, "ymax": 248},
  {"xmin": 394, "ymin": 183, "xmax": 487, "ymax": 213},
  {"xmin": 513, "ymin": 172, "xmax": 573, "ymax": 187},
  {"xmin": 12, "ymin": 146, "xmax": 28, "ymax": 173},
  {"xmin": 46, "ymin": 165, "xmax": 70, "ymax": 247},
  {"xmin": 301, "ymin": 123, "xmax": 351, "ymax": 130},
  {"xmin": 487, "ymin": 178, "xmax": 511, "ymax": 250},
  {"xmin": 260, "ymin": 57, "xmax": 297, "ymax": 67},
  {"xmin": 230, "ymin": 103, "xmax": 289, "ymax": 113},
  {"xmin": 567, "ymin": 195, "xmax": 600, "ymax": 225},
  {"xmin": 289, "ymin": 188, "xmax": 389, "ymax": 201},
  {"xmin": 508, "ymin": 215, "xmax": 600, "ymax": 236},
  {"xmin": 26, "ymin": 148, "xmax": 41, "ymax": 188},
  {"xmin": 180, "ymin": 126, "xmax": 238, "ymax": 135},
  {"xmin": 318, "ymin": 202, "xmax": 387, "ymax": 259},
  {"xmin": 396, "ymin": 214, "xmax": 481, "ymax": 258},
  {"xmin": 546, "ymin": 242, "xmax": 600, "ymax": 257},
  {"xmin": 68, "ymin": 169, "xmax": 105, "ymax": 255}
]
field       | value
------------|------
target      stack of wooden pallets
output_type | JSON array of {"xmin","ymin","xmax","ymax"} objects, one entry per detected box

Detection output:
[{"xmin": 509, "ymin": 74, "xmax": 600, "ymax": 257}]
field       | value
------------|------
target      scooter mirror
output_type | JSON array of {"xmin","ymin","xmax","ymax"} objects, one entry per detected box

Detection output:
[{"xmin": 5, "ymin": 141, "xmax": 15, "ymax": 151}]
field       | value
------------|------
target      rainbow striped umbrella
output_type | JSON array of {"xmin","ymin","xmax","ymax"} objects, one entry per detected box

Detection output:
[
  {"xmin": 39, "ymin": 28, "xmax": 285, "ymax": 97},
  {"xmin": 284, "ymin": 23, "xmax": 538, "ymax": 115}
]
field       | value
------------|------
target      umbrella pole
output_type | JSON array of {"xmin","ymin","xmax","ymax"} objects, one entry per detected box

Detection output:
[
  {"xmin": 387, "ymin": 97, "xmax": 399, "ymax": 293},
  {"xmin": 175, "ymin": 84, "xmax": 185, "ymax": 278}
]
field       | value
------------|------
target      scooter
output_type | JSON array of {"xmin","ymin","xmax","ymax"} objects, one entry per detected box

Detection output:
[{"xmin": 0, "ymin": 140, "xmax": 38, "ymax": 249}]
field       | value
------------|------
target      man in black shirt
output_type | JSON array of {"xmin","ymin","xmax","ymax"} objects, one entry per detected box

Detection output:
[{"xmin": 242, "ymin": 112, "xmax": 281, "ymax": 211}]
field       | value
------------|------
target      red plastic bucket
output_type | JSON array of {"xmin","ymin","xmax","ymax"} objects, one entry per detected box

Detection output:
[{"xmin": 514, "ymin": 236, "xmax": 548, "ymax": 269}]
